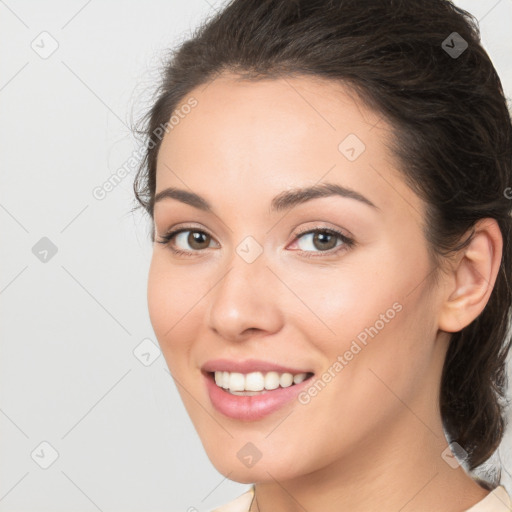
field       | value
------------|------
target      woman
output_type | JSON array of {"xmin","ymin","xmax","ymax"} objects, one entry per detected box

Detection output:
[{"xmin": 133, "ymin": 0, "xmax": 512, "ymax": 510}]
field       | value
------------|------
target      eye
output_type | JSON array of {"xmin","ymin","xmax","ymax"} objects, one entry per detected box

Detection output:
[
  {"xmin": 156, "ymin": 227, "xmax": 218, "ymax": 256},
  {"xmin": 156, "ymin": 225, "xmax": 355, "ymax": 258},
  {"xmin": 289, "ymin": 227, "xmax": 354, "ymax": 257}
]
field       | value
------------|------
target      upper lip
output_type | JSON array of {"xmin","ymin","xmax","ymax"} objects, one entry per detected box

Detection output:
[{"xmin": 201, "ymin": 358, "xmax": 314, "ymax": 375}]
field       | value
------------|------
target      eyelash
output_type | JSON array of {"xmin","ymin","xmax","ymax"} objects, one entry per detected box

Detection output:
[{"xmin": 156, "ymin": 224, "xmax": 355, "ymax": 259}]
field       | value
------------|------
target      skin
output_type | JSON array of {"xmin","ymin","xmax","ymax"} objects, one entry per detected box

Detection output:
[{"xmin": 147, "ymin": 73, "xmax": 502, "ymax": 512}]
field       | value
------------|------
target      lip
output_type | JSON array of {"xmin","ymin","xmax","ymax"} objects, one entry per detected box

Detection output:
[
  {"xmin": 201, "ymin": 358, "xmax": 313, "ymax": 374},
  {"xmin": 202, "ymin": 366, "xmax": 315, "ymax": 421}
]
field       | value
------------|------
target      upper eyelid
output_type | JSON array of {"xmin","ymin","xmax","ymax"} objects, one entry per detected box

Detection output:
[
  {"xmin": 293, "ymin": 225, "xmax": 351, "ymax": 238},
  {"xmin": 159, "ymin": 224, "xmax": 353, "ymax": 250},
  {"xmin": 159, "ymin": 224, "xmax": 348, "ymax": 239},
  {"xmin": 164, "ymin": 225, "xmax": 217, "ymax": 242}
]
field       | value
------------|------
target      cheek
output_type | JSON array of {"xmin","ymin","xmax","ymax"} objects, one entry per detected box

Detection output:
[
  {"xmin": 146, "ymin": 254, "xmax": 208, "ymax": 367},
  {"xmin": 326, "ymin": 279, "xmax": 436, "ymax": 424},
  {"xmin": 283, "ymin": 250, "xmax": 406, "ymax": 345},
  {"xmin": 291, "ymin": 242, "xmax": 435, "ymax": 393},
  {"xmin": 147, "ymin": 256, "xmax": 173, "ymax": 339}
]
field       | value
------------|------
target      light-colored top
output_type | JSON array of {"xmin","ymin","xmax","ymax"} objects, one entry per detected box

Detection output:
[{"xmin": 210, "ymin": 484, "xmax": 512, "ymax": 512}]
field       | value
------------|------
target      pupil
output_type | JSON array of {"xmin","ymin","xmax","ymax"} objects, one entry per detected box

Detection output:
[
  {"xmin": 190, "ymin": 231, "xmax": 208, "ymax": 249},
  {"xmin": 314, "ymin": 232, "xmax": 335, "ymax": 250}
]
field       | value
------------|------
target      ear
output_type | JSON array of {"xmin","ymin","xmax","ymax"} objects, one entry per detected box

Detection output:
[{"xmin": 438, "ymin": 218, "xmax": 503, "ymax": 333}]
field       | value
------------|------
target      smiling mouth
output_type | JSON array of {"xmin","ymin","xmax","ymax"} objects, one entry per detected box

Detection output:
[{"xmin": 207, "ymin": 370, "xmax": 315, "ymax": 396}]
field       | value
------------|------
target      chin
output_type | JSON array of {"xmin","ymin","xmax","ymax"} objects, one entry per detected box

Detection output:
[{"xmin": 205, "ymin": 446, "xmax": 304, "ymax": 484}]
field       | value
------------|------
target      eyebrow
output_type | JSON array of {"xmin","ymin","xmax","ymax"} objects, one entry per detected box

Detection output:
[{"xmin": 153, "ymin": 182, "xmax": 378, "ymax": 213}]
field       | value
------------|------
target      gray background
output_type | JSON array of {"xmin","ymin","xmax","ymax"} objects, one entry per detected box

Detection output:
[{"xmin": 0, "ymin": 1, "xmax": 511, "ymax": 510}]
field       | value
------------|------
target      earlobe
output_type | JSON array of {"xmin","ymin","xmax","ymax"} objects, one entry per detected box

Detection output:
[{"xmin": 438, "ymin": 218, "xmax": 503, "ymax": 333}]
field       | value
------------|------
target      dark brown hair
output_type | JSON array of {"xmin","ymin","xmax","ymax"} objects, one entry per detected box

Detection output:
[{"xmin": 132, "ymin": 0, "xmax": 512, "ymax": 475}]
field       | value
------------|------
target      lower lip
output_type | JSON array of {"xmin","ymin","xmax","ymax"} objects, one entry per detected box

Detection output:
[{"xmin": 203, "ymin": 372, "xmax": 314, "ymax": 421}]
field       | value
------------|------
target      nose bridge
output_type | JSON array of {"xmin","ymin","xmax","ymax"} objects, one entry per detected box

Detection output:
[
  {"xmin": 216, "ymin": 231, "xmax": 269, "ymax": 299},
  {"xmin": 207, "ymin": 240, "xmax": 282, "ymax": 339}
]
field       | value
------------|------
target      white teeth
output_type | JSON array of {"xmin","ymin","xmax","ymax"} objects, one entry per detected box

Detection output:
[
  {"xmin": 246, "ymin": 372, "xmax": 265, "ymax": 391},
  {"xmin": 293, "ymin": 373, "xmax": 307, "ymax": 384},
  {"xmin": 264, "ymin": 371, "xmax": 280, "ymax": 390},
  {"xmin": 280, "ymin": 373, "xmax": 294, "ymax": 387},
  {"xmin": 229, "ymin": 372, "xmax": 245, "ymax": 391},
  {"xmin": 213, "ymin": 370, "xmax": 311, "ymax": 393}
]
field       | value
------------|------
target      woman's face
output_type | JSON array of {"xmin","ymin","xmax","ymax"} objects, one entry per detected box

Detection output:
[{"xmin": 148, "ymin": 74, "xmax": 449, "ymax": 482}]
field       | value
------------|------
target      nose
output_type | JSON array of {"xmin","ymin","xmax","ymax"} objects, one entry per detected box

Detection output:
[{"xmin": 206, "ymin": 251, "xmax": 284, "ymax": 342}]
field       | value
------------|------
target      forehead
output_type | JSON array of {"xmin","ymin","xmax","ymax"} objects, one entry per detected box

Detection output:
[
  {"xmin": 165, "ymin": 73, "xmax": 385, "ymax": 149},
  {"xmin": 155, "ymin": 73, "xmax": 423, "ymax": 221}
]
